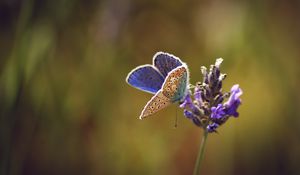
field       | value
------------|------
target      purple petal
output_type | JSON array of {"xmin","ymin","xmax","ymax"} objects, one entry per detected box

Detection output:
[
  {"xmin": 207, "ymin": 123, "xmax": 219, "ymax": 133},
  {"xmin": 183, "ymin": 110, "xmax": 194, "ymax": 119},
  {"xmin": 224, "ymin": 84, "xmax": 242, "ymax": 117},
  {"xmin": 180, "ymin": 94, "xmax": 193, "ymax": 108},
  {"xmin": 211, "ymin": 104, "xmax": 226, "ymax": 119},
  {"xmin": 194, "ymin": 87, "xmax": 203, "ymax": 105},
  {"xmin": 183, "ymin": 110, "xmax": 201, "ymax": 127},
  {"xmin": 225, "ymin": 84, "xmax": 242, "ymax": 106}
]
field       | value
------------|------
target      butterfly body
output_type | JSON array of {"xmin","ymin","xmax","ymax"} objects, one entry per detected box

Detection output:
[{"xmin": 126, "ymin": 52, "xmax": 189, "ymax": 119}]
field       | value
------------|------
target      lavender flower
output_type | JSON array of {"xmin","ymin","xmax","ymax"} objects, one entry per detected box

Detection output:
[{"xmin": 180, "ymin": 58, "xmax": 243, "ymax": 133}]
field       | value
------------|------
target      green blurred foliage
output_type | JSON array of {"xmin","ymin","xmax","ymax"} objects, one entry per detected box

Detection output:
[{"xmin": 0, "ymin": 0, "xmax": 300, "ymax": 174}]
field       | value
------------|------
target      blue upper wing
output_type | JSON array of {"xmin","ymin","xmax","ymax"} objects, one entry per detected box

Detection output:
[
  {"xmin": 126, "ymin": 65, "xmax": 164, "ymax": 94},
  {"xmin": 153, "ymin": 52, "xmax": 183, "ymax": 78}
]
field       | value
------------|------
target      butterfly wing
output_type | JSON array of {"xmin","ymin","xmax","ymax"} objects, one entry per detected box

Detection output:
[
  {"xmin": 126, "ymin": 65, "xmax": 165, "ymax": 94},
  {"xmin": 139, "ymin": 90, "xmax": 171, "ymax": 119},
  {"xmin": 153, "ymin": 52, "xmax": 183, "ymax": 78},
  {"xmin": 139, "ymin": 65, "xmax": 189, "ymax": 119},
  {"xmin": 162, "ymin": 65, "xmax": 189, "ymax": 102}
]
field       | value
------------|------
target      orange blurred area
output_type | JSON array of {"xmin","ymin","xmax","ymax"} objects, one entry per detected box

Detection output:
[{"xmin": 0, "ymin": 0, "xmax": 300, "ymax": 174}]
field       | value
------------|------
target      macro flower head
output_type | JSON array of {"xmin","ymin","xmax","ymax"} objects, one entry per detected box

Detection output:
[{"xmin": 180, "ymin": 58, "xmax": 243, "ymax": 133}]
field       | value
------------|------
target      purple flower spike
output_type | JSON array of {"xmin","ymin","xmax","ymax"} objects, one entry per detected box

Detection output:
[
  {"xmin": 180, "ymin": 59, "xmax": 242, "ymax": 133},
  {"xmin": 224, "ymin": 84, "xmax": 243, "ymax": 117},
  {"xmin": 211, "ymin": 104, "xmax": 226, "ymax": 119}
]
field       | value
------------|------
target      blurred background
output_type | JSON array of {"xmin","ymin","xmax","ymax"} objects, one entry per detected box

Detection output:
[{"xmin": 0, "ymin": 0, "xmax": 300, "ymax": 174}]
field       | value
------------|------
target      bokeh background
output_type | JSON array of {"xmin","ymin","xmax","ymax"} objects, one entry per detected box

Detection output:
[{"xmin": 0, "ymin": 0, "xmax": 300, "ymax": 174}]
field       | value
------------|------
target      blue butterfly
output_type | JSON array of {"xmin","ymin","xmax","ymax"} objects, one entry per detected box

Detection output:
[{"xmin": 126, "ymin": 52, "xmax": 190, "ymax": 119}]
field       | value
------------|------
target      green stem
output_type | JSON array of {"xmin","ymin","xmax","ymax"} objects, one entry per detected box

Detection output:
[{"xmin": 193, "ymin": 130, "xmax": 208, "ymax": 175}]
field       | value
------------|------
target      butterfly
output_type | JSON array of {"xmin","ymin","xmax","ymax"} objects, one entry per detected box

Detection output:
[{"xmin": 126, "ymin": 52, "xmax": 190, "ymax": 119}]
